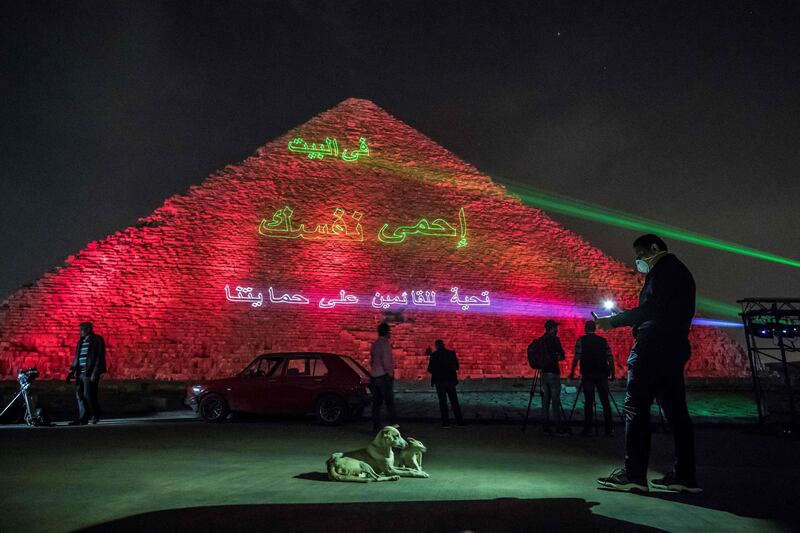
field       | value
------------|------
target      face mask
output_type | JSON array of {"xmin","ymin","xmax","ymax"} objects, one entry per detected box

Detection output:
[{"xmin": 635, "ymin": 251, "xmax": 665, "ymax": 274}]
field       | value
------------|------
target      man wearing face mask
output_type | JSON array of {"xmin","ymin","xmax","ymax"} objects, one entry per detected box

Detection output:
[{"xmin": 595, "ymin": 234, "xmax": 701, "ymax": 494}]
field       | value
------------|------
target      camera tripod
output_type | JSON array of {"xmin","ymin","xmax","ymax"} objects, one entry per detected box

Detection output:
[
  {"xmin": 521, "ymin": 369, "xmax": 568, "ymax": 432},
  {"xmin": 566, "ymin": 377, "xmax": 668, "ymax": 434},
  {"xmin": 0, "ymin": 373, "xmax": 39, "ymax": 426},
  {"xmin": 566, "ymin": 377, "xmax": 623, "ymax": 435}
]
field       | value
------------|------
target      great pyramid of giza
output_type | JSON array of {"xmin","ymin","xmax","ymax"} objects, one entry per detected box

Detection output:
[{"xmin": 0, "ymin": 98, "xmax": 747, "ymax": 379}]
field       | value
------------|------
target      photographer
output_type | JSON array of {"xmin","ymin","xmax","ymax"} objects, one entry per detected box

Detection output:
[
  {"xmin": 369, "ymin": 322, "xmax": 397, "ymax": 434},
  {"xmin": 569, "ymin": 320, "xmax": 615, "ymax": 437},
  {"xmin": 596, "ymin": 234, "xmax": 700, "ymax": 494},
  {"xmin": 426, "ymin": 339, "xmax": 464, "ymax": 428},
  {"xmin": 67, "ymin": 322, "xmax": 106, "ymax": 425},
  {"xmin": 536, "ymin": 319, "xmax": 570, "ymax": 437}
]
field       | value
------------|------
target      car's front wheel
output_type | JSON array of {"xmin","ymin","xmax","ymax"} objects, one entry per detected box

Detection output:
[
  {"xmin": 199, "ymin": 393, "xmax": 230, "ymax": 423},
  {"xmin": 315, "ymin": 394, "xmax": 347, "ymax": 425}
]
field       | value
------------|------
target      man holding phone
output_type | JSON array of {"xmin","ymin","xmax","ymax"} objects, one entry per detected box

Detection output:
[{"xmin": 595, "ymin": 234, "xmax": 701, "ymax": 494}]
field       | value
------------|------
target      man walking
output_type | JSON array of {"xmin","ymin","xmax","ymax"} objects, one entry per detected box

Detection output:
[
  {"xmin": 67, "ymin": 321, "xmax": 107, "ymax": 425},
  {"xmin": 569, "ymin": 320, "xmax": 615, "ymax": 436},
  {"xmin": 596, "ymin": 234, "xmax": 701, "ymax": 493},
  {"xmin": 427, "ymin": 339, "xmax": 464, "ymax": 427},
  {"xmin": 538, "ymin": 319, "xmax": 569, "ymax": 436},
  {"xmin": 370, "ymin": 322, "xmax": 397, "ymax": 434}
]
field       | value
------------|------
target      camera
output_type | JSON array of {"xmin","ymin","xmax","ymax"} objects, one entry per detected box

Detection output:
[{"xmin": 17, "ymin": 367, "xmax": 39, "ymax": 385}]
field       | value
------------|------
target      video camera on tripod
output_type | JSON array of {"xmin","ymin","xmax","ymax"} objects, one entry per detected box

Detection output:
[{"xmin": 0, "ymin": 367, "xmax": 50, "ymax": 426}]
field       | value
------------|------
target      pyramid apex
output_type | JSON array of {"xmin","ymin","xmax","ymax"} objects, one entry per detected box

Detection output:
[{"xmin": 329, "ymin": 97, "xmax": 384, "ymax": 112}]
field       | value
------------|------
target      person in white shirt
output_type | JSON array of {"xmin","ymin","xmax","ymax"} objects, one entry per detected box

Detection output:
[{"xmin": 370, "ymin": 322, "xmax": 397, "ymax": 433}]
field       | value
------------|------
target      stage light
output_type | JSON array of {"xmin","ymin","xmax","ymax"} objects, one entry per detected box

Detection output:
[
  {"xmin": 776, "ymin": 325, "xmax": 798, "ymax": 339},
  {"xmin": 748, "ymin": 323, "xmax": 774, "ymax": 338},
  {"xmin": 602, "ymin": 299, "xmax": 616, "ymax": 311}
]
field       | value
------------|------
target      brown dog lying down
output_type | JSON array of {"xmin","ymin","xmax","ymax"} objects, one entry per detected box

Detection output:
[{"xmin": 327, "ymin": 426, "xmax": 430, "ymax": 482}]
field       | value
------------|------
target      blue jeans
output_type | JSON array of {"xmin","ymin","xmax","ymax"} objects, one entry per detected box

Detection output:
[
  {"xmin": 370, "ymin": 374, "xmax": 396, "ymax": 431},
  {"xmin": 540, "ymin": 372, "xmax": 564, "ymax": 429},
  {"xmin": 75, "ymin": 374, "xmax": 101, "ymax": 421}
]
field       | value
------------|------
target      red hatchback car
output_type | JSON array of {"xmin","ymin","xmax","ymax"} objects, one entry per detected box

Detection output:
[{"xmin": 185, "ymin": 352, "xmax": 372, "ymax": 424}]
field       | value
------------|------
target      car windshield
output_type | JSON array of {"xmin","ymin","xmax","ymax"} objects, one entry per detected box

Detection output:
[{"xmin": 341, "ymin": 356, "xmax": 370, "ymax": 378}]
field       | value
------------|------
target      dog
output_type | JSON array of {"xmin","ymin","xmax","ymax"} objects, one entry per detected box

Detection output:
[
  {"xmin": 326, "ymin": 453, "xmax": 399, "ymax": 482},
  {"xmin": 327, "ymin": 426, "xmax": 429, "ymax": 482},
  {"xmin": 395, "ymin": 437, "xmax": 427, "ymax": 473}
]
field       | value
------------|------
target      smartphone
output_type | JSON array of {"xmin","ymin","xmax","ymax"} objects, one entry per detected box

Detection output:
[{"xmin": 591, "ymin": 311, "xmax": 599, "ymax": 320}]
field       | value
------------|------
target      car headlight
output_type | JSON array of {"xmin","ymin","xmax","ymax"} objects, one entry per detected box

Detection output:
[{"xmin": 191, "ymin": 385, "xmax": 205, "ymax": 395}]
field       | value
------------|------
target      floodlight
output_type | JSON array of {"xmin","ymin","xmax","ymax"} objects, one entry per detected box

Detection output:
[{"xmin": 748, "ymin": 323, "xmax": 774, "ymax": 338}]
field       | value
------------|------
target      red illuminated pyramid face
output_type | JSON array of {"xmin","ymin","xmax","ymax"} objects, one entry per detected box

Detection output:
[{"xmin": 0, "ymin": 99, "xmax": 747, "ymax": 380}]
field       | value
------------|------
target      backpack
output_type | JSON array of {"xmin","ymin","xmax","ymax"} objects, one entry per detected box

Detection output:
[{"xmin": 527, "ymin": 338, "xmax": 549, "ymax": 369}]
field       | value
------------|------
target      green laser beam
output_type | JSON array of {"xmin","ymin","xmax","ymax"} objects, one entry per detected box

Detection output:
[
  {"xmin": 696, "ymin": 297, "xmax": 741, "ymax": 319},
  {"xmin": 498, "ymin": 179, "xmax": 800, "ymax": 269}
]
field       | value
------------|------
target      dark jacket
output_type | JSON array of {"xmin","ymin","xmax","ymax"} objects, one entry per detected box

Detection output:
[
  {"xmin": 427, "ymin": 348, "xmax": 459, "ymax": 385},
  {"xmin": 610, "ymin": 253, "xmax": 696, "ymax": 339},
  {"xmin": 539, "ymin": 334, "xmax": 565, "ymax": 375},
  {"xmin": 575, "ymin": 333, "xmax": 611, "ymax": 376},
  {"xmin": 70, "ymin": 333, "xmax": 107, "ymax": 378}
]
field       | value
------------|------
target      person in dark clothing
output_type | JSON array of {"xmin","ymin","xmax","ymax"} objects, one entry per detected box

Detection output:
[
  {"xmin": 596, "ymin": 234, "xmax": 701, "ymax": 494},
  {"xmin": 537, "ymin": 319, "xmax": 569, "ymax": 436},
  {"xmin": 66, "ymin": 322, "xmax": 107, "ymax": 425},
  {"xmin": 426, "ymin": 339, "xmax": 464, "ymax": 427},
  {"xmin": 569, "ymin": 320, "xmax": 615, "ymax": 436},
  {"xmin": 369, "ymin": 322, "xmax": 396, "ymax": 433}
]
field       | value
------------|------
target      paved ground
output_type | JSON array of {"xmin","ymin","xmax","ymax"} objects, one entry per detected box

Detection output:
[
  {"xmin": 1, "ymin": 416, "xmax": 796, "ymax": 533},
  {"xmin": 0, "ymin": 378, "xmax": 756, "ymax": 423},
  {"xmin": 393, "ymin": 386, "xmax": 758, "ymax": 424},
  {"xmin": 1, "ymin": 378, "xmax": 759, "ymax": 424}
]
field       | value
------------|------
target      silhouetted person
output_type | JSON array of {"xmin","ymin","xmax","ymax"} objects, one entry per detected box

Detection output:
[
  {"xmin": 369, "ymin": 322, "xmax": 397, "ymax": 433},
  {"xmin": 538, "ymin": 319, "xmax": 569, "ymax": 436},
  {"xmin": 426, "ymin": 339, "xmax": 464, "ymax": 427},
  {"xmin": 596, "ymin": 234, "xmax": 700, "ymax": 494},
  {"xmin": 66, "ymin": 322, "xmax": 106, "ymax": 425},
  {"xmin": 569, "ymin": 320, "xmax": 615, "ymax": 436}
]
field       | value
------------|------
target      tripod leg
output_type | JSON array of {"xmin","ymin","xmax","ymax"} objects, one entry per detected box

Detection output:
[
  {"xmin": 594, "ymin": 392, "xmax": 600, "ymax": 435},
  {"xmin": 608, "ymin": 387, "xmax": 624, "ymax": 421},
  {"xmin": 568, "ymin": 380, "xmax": 583, "ymax": 422},
  {"xmin": 0, "ymin": 389, "xmax": 25, "ymax": 419},
  {"xmin": 656, "ymin": 400, "xmax": 667, "ymax": 432},
  {"xmin": 22, "ymin": 389, "xmax": 35, "ymax": 425},
  {"xmin": 522, "ymin": 372, "xmax": 539, "ymax": 432}
]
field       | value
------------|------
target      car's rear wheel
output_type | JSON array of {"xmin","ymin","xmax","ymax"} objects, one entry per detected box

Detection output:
[
  {"xmin": 199, "ymin": 393, "xmax": 229, "ymax": 423},
  {"xmin": 315, "ymin": 394, "xmax": 347, "ymax": 425}
]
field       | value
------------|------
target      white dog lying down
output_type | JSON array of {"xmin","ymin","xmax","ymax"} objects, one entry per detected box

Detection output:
[{"xmin": 327, "ymin": 426, "xmax": 430, "ymax": 482}]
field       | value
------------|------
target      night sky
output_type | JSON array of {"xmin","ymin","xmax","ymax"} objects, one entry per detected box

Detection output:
[{"xmin": 2, "ymin": 1, "xmax": 798, "ymax": 313}]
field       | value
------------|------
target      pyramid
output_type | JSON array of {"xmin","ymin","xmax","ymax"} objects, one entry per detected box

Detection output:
[{"xmin": 0, "ymin": 99, "xmax": 747, "ymax": 380}]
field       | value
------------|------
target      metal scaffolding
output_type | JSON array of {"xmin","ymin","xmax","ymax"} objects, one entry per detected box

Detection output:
[{"xmin": 738, "ymin": 298, "xmax": 800, "ymax": 433}]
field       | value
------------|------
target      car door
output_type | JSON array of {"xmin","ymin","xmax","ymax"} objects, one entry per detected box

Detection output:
[
  {"xmin": 279, "ymin": 355, "xmax": 330, "ymax": 413},
  {"xmin": 234, "ymin": 356, "xmax": 285, "ymax": 414}
]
